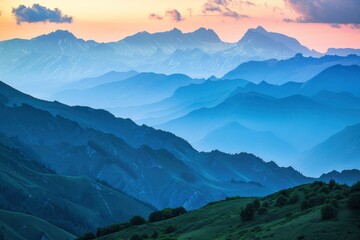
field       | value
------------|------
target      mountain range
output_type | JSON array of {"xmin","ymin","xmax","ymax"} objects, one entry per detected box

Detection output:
[
  {"xmin": 223, "ymin": 54, "xmax": 360, "ymax": 84},
  {"xmin": 3, "ymin": 26, "xmax": 358, "ymax": 98}
]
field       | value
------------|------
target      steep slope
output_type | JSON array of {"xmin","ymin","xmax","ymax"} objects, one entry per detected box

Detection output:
[
  {"xmin": 224, "ymin": 26, "xmax": 318, "ymax": 62},
  {"xmin": 194, "ymin": 122, "xmax": 297, "ymax": 163},
  {"xmin": 0, "ymin": 135, "xmax": 154, "ymax": 235},
  {"xmin": 0, "ymin": 209, "xmax": 75, "ymax": 240},
  {"xmin": 0, "ymin": 80, "xmax": 320, "ymax": 209},
  {"xmin": 299, "ymin": 124, "xmax": 360, "ymax": 177},
  {"xmin": 223, "ymin": 54, "xmax": 360, "ymax": 84},
  {"xmin": 89, "ymin": 182, "xmax": 360, "ymax": 240},
  {"xmin": 53, "ymin": 72, "xmax": 201, "ymax": 108}
]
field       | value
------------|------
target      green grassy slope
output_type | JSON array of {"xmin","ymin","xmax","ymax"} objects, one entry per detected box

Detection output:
[
  {"xmin": 96, "ymin": 182, "xmax": 360, "ymax": 240},
  {"xmin": 0, "ymin": 138, "xmax": 155, "ymax": 236},
  {"xmin": 0, "ymin": 209, "xmax": 75, "ymax": 240}
]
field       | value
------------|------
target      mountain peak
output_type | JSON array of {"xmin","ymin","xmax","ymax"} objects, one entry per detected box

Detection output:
[
  {"xmin": 34, "ymin": 30, "xmax": 77, "ymax": 41},
  {"xmin": 253, "ymin": 26, "xmax": 267, "ymax": 33},
  {"xmin": 170, "ymin": 28, "xmax": 182, "ymax": 34},
  {"xmin": 187, "ymin": 27, "xmax": 221, "ymax": 43}
]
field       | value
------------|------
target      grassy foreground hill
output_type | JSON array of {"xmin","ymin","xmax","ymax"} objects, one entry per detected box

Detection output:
[
  {"xmin": 82, "ymin": 181, "xmax": 360, "ymax": 240},
  {"xmin": 0, "ymin": 134, "xmax": 154, "ymax": 236},
  {"xmin": 0, "ymin": 209, "xmax": 75, "ymax": 240}
]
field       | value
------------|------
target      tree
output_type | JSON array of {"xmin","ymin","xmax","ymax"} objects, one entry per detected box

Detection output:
[
  {"xmin": 288, "ymin": 194, "xmax": 299, "ymax": 204},
  {"xmin": 329, "ymin": 179, "xmax": 336, "ymax": 190},
  {"xmin": 150, "ymin": 231, "xmax": 159, "ymax": 238},
  {"xmin": 162, "ymin": 208, "xmax": 173, "ymax": 220},
  {"xmin": 77, "ymin": 233, "xmax": 96, "ymax": 240},
  {"xmin": 350, "ymin": 182, "xmax": 360, "ymax": 193},
  {"xmin": 348, "ymin": 192, "xmax": 360, "ymax": 209},
  {"xmin": 257, "ymin": 207, "xmax": 268, "ymax": 215},
  {"xmin": 130, "ymin": 216, "xmax": 146, "ymax": 226},
  {"xmin": 276, "ymin": 195, "xmax": 288, "ymax": 206},
  {"xmin": 149, "ymin": 210, "xmax": 163, "ymax": 222},
  {"xmin": 130, "ymin": 234, "xmax": 142, "ymax": 240},
  {"xmin": 165, "ymin": 225, "xmax": 177, "ymax": 234},
  {"xmin": 252, "ymin": 199, "xmax": 260, "ymax": 210},
  {"xmin": 321, "ymin": 204, "xmax": 337, "ymax": 220},
  {"xmin": 241, "ymin": 203, "xmax": 255, "ymax": 221},
  {"xmin": 172, "ymin": 207, "xmax": 187, "ymax": 216}
]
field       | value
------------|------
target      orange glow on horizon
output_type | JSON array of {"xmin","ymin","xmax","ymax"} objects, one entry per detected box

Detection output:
[{"xmin": 1, "ymin": 0, "xmax": 359, "ymax": 52}]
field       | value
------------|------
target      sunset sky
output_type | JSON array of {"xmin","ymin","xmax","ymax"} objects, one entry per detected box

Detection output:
[{"xmin": 1, "ymin": 0, "xmax": 359, "ymax": 52}]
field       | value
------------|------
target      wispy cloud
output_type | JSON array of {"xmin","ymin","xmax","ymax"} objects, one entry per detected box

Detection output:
[
  {"xmin": 12, "ymin": 4, "xmax": 73, "ymax": 24},
  {"xmin": 202, "ymin": 0, "xmax": 251, "ymax": 20},
  {"xmin": 149, "ymin": 9, "xmax": 184, "ymax": 22},
  {"xmin": 165, "ymin": 9, "xmax": 184, "ymax": 22},
  {"xmin": 284, "ymin": 0, "xmax": 360, "ymax": 29},
  {"xmin": 148, "ymin": 13, "xmax": 163, "ymax": 20}
]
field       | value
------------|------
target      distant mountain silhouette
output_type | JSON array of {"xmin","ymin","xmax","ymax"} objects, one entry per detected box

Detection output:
[
  {"xmin": 223, "ymin": 54, "xmax": 360, "ymax": 84},
  {"xmin": 300, "ymin": 64, "xmax": 360, "ymax": 96},
  {"xmin": 228, "ymin": 26, "xmax": 318, "ymax": 60},
  {"xmin": 158, "ymin": 91, "xmax": 360, "ymax": 166},
  {"xmin": 326, "ymin": 48, "xmax": 360, "ymax": 56},
  {"xmin": 194, "ymin": 122, "xmax": 297, "ymax": 163},
  {"xmin": 53, "ymin": 72, "xmax": 201, "ymax": 108},
  {"xmin": 112, "ymin": 78, "xmax": 248, "ymax": 124},
  {"xmin": 0, "ymin": 26, "xmax": 324, "ymax": 96},
  {"xmin": 298, "ymin": 124, "xmax": 360, "ymax": 177}
]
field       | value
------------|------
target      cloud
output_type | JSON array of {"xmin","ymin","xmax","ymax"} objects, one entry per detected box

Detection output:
[
  {"xmin": 165, "ymin": 9, "xmax": 184, "ymax": 22},
  {"xmin": 148, "ymin": 13, "xmax": 163, "ymax": 20},
  {"xmin": 148, "ymin": 9, "xmax": 184, "ymax": 22},
  {"xmin": 284, "ymin": 0, "xmax": 360, "ymax": 28},
  {"xmin": 12, "ymin": 4, "xmax": 72, "ymax": 24},
  {"xmin": 202, "ymin": 0, "xmax": 251, "ymax": 20}
]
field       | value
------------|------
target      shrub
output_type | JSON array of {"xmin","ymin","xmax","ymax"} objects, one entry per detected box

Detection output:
[
  {"xmin": 301, "ymin": 200, "xmax": 310, "ymax": 211},
  {"xmin": 130, "ymin": 216, "xmax": 146, "ymax": 226},
  {"xmin": 96, "ymin": 224, "xmax": 127, "ymax": 237},
  {"xmin": 149, "ymin": 211, "xmax": 163, "ymax": 222},
  {"xmin": 162, "ymin": 208, "xmax": 173, "ymax": 219},
  {"xmin": 348, "ymin": 192, "xmax": 360, "ymax": 209},
  {"xmin": 288, "ymin": 194, "xmax": 299, "ymax": 204},
  {"xmin": 262, "ymin": 201, "xmax": 269, "ymax": 208},
  {"xmin": 171, "ymin": 207, "xmax": 187, "ymax": 217},
  {"xmin": 130, "ymin": 234, "xmax": 142, "ymax": 240},
  {"xmin": 279, "ymin": 190, "xmax": 289, "ymax": 197},
  {"xmin": 148, "ymin": 207, "xmax": 187, "ymax": 223},
  {"xmin": 257, "ymin": 207, "xmax": 268, "ymax": 215},
  {"xmin": 350, "ymin": 182, "xmax": 360, "ymax": 193},
  {"xmin": 141, "ymin": 233, "xmax": 149, "ymax": 239},
  {"xmin": 308, "ymin": 194, "xmax": 326, "ymax": 207},
  {"xmin": 241, "ymin": 203, "xmax": 255, "ymax": 221},
  {"xmin": 276, "ymin": 195, "xmax": 288, "ymax": 206},
  {"xmin": 252, "ymin": 199, "xmax": 260, "ymax": 210},
  {"xmin": 330, "ymin": 199, "xmax": 338, "ymax": 208},
  {"xmin": 319, "ymin": 185, "xmax": 329, "ymax": 194},
  {"xmin": 150, "ymin": 231, "xmax": 159, "ymax": 238},
  {"xmin": 329, "ymin": 179, "xmax": 336, "ymax": 190},
  {"xmin": 321, "ymin": 204, "xmax": 337, "ymax": 220},
  {"xmin": 76, "ymin": 233, "xmax": 96, "ymax": 240},
  {"xmin": 164, "ymin": 225, "xmax": 177, "ymax": 234}
]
